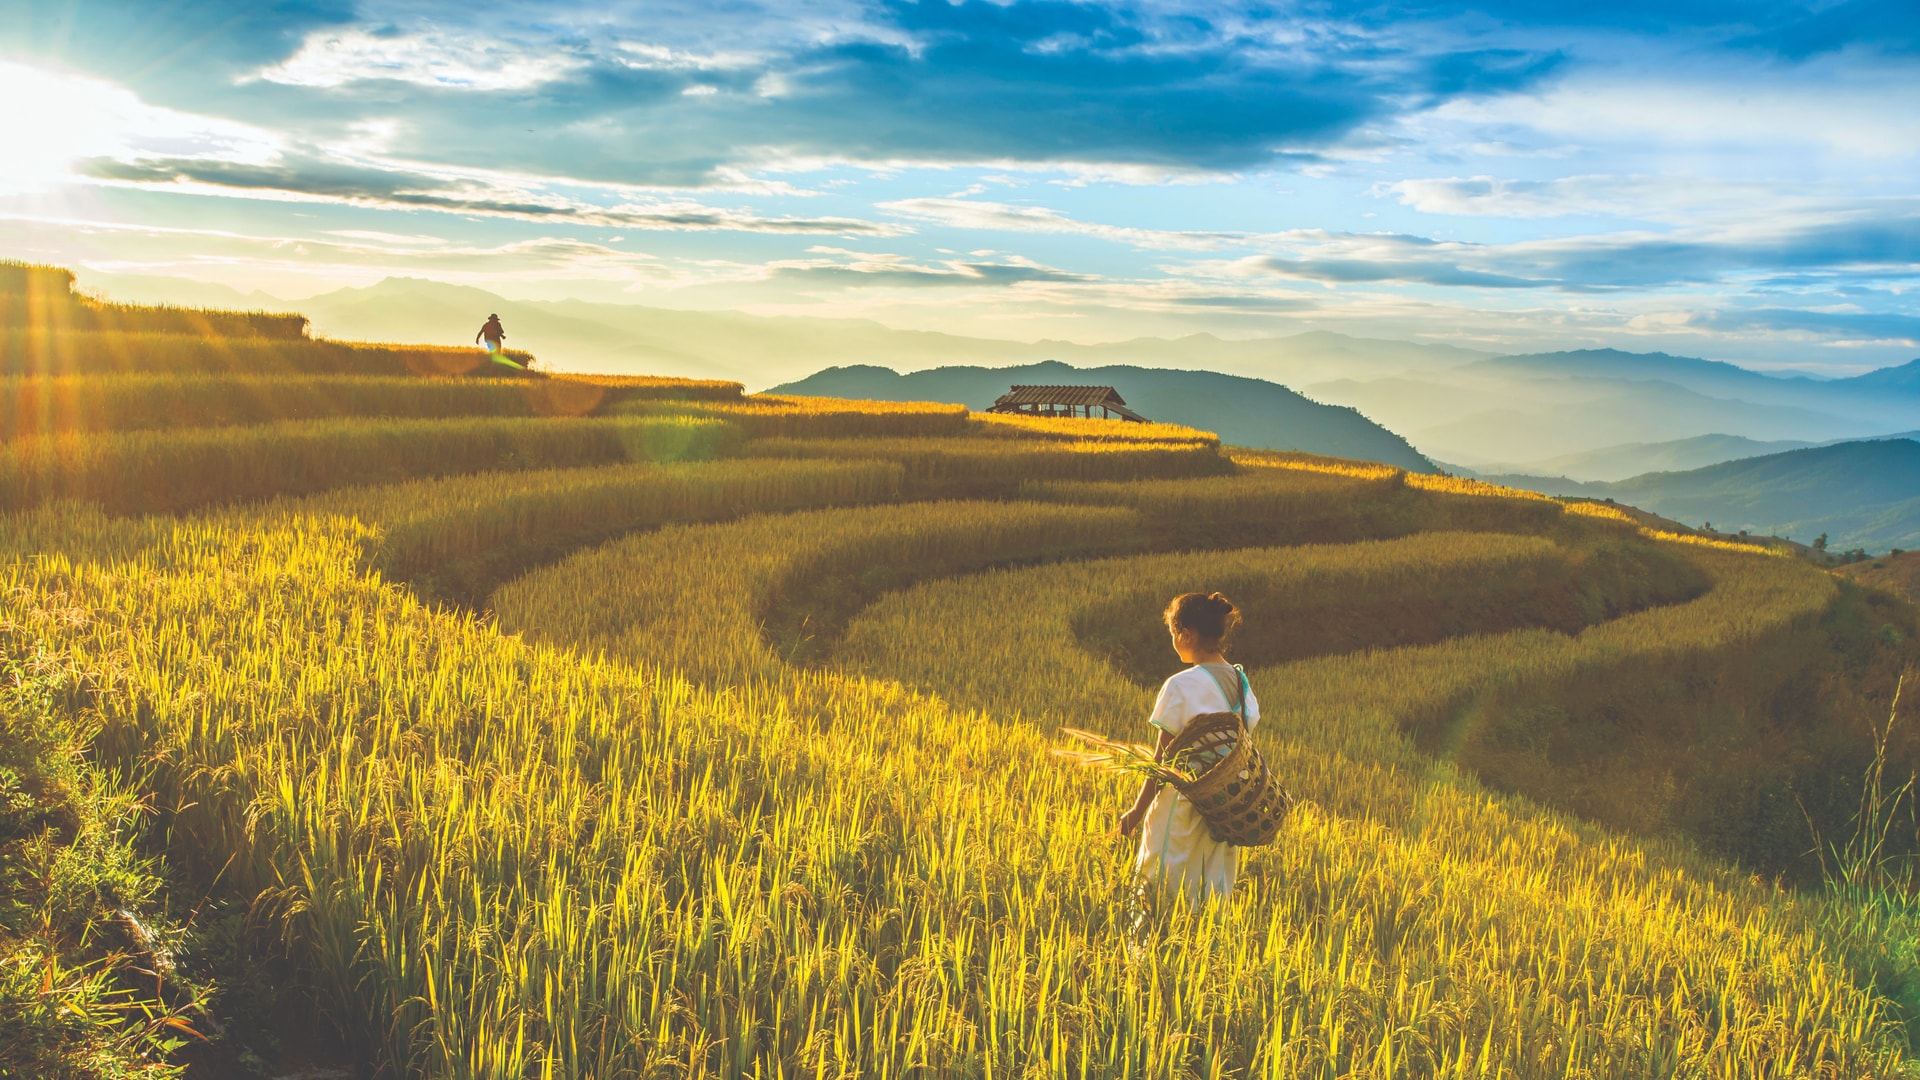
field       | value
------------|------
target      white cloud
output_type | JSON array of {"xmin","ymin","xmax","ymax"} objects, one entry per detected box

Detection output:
[
  {"xmin": 1430, "ymin": 68, "xmax": 1920, "ymax": 163},
  {"xmin": 877, "ymin": 197, "xmax": 1244, "ymax": 250},
  {"xmin": 1376, "ymin": 175, "xmax": 1805, "ymax": 222},
  {"xmin": 253, "ymin": 29, "xmax": 588, "ymax": 91}
]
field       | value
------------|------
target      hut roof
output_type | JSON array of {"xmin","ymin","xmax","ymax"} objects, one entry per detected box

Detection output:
[
  {"xmin": 991, "ymin": 385, "xmax": 1129, "ymax": 408},
  {"xmin": 986, "ymin": 384, "xmax": 1147, "ymax": 421}
]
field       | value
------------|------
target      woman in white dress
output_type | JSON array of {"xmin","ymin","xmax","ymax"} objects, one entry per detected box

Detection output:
[{"xmin": 1115, "ymin": 592, "xmax": 1260, "ymax": 904}]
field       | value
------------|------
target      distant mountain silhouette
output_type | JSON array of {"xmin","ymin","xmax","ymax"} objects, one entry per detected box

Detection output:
[
  {"xmin": 772, "ymin": 360, "xmax": 1438, "ymax": 473},
  {"xmin": 1483, "ymin": 438, "xmax": 1920, "ymax": 551},
  {"xmin": 1314, "ymin": 347, "xmax": 1920, "ymax": 464},
  {"xmin": 1448, "ymin": 434, "xmax": 1819, "ymax": 482},
  {"xmin": 238, "ymin": 277, "xmax": 1487, "ymax": 389},
  {"xmin": 1473, "ymin": 349, "xmax": 1828, "ymax": 399},
  {"xmin": 1845, "ymin": 358, "xmax": 1920, "ymax": 395},
  {"xmin": 1479, "ymin": 348, "xmax": 1920, "ymax": 411}
]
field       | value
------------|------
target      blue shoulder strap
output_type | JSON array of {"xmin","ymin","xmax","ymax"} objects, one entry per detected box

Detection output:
[{"xmin": 1199, "ymin": 663, "xmax": 1247, "ymax": 718}]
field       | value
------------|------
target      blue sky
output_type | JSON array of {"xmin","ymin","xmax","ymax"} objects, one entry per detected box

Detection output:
[{"xmin": 1, "ymin": 0, "xmax": 1916, "ymax": 371}]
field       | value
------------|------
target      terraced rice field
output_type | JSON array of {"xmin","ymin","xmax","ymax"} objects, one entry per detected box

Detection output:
[{"xmin": 3, "ymin": 301, "xmax": 1919, "ymax": 1078}]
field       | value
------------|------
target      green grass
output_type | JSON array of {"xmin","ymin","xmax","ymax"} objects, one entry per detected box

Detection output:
[{"xmin": 0, "ymin": 651, "xmax": 196, "ymax": 1080}]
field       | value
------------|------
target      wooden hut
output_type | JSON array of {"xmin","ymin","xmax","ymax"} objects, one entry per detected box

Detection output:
[{"xmin": 986, "ymin": 384, "xmax": 1148, "ymax": 422}]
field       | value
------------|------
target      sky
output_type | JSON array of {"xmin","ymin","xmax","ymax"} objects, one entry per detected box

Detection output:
[{"xmin": 1, "ymin": 0, "xmax": 1917, "ymax": 373}]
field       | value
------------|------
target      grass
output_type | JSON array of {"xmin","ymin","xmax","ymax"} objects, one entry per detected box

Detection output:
[
  {"xmin": 2, "ymin": 261, "xmax": 308, "ymax": 342},
  {"xmin": 831, "ymin": 531, "xmax": 1668, "ymax": 734},
  {"xmin": 1, "ymin": 329, "xmax": 540, "ymax": 377},
  {"xmin": 0, "ymin": 373, "xmax": 750, "ymax": 439},
  {"xmin": 741, "ymin": 436, "xmax": 1233, "ymax": 497},
  {"xmin": 4, "ymin": 507, "xmax": 1909, "ymax": 1077},
  {"xmin": 272, "ymin": 457, "xmax": 907, "ymax": 607},
  {"xmin": 970, "ymin": 411, "xmax": 1221, "ymax": 444},
  {"xmin": 1023, "ymin": 464, "xmax": 1566, "ymax": 551},
  {"xmin": 611, "ymin": 394, "xmax": 976, "ymax": 439},
  {"xmin": 0, "ymin": 650, "xmax": 197, "ymax": 1080},
  {"xmin": 0, "ymin": 415, "xmax": 733, "ymax": 515},
  {"xmin": 493, "ymin": 500, "xmax": 1147, "ymax": 681}
]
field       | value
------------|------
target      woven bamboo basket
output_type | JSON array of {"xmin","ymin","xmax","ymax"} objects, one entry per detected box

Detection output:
[{"xmin": 1165, "ymin": 712, "xmax": 1293, "ymax": 847}]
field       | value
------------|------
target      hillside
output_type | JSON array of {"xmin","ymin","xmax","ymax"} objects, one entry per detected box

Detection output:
[
  {"xmin": 8, "ymin": 260, "xmax": 1920, "ymax": 1077},
  {"xmin": 1837, "ymin": 549, "xmax": 1920, "ymax": 605},
  {"xmin": 1483, "ymin": 438, "xmax": 1920, "ymax": 551},
  {"xmin": 771, "ymin": 360, "xmax": 1438, "ymax": 472},
  {"xmin": 1309, "ymin": 347, "xmax": 1920, "ymax": 466},
  {"xmin": 1846, "ymin": 357, "xmax": 1920, "ymax": 394},
  {"xmin": 1475, "ymin": 348, "xmax": 1832, "ymax": 402},
  {"xmin": 1452, "ymin": 434, "xmax": 1819, "ymax": 482}
]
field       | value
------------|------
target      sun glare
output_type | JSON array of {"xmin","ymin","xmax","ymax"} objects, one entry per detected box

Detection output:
[
  {"xmin": 0, "ymin": 59, "xmax": 279, "ymax": 198},
  {"xmin": 0, "ymin": 61, "xmax": 138, "ymax": 195}
]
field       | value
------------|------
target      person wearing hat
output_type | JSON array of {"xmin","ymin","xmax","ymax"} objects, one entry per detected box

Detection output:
[{"xmin": 476, "ymin": 313, "xmax": 506, "ymax": 353}]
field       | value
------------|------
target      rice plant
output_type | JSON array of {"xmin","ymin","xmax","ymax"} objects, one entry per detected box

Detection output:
[
  {"xmin": 0, "ymin": 373, "xmax": 745, "ymax": 439},
  {"xmin": 0, "ymin": 415, "xmax": 732, "ymax": 514},
  {"xmin": 1, "ymin": 505, "xmax": 1907, "ymax": 1077}
]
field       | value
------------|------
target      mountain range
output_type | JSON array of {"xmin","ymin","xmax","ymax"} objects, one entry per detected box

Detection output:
[
  {"xmin": 771, "ymin": 361, "xmax": 1437, "ymax": 472},
  {"xmin": 1307, "ymin": 349, "xmax": 1920, "ymax": 465},
  {"xmin": 1449, "ymin": 429, "xmax": 1920, "ymax": 484},
  {"xmin": 79, "ymin": 272, "xmax": 1491, "ymax": 391},
  {"xmin": 1481, "ymin": 438, "xmax": 1920, "ymax": 552}
]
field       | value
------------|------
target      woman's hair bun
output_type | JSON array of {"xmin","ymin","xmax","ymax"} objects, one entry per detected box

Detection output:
[{"xmin": 1164, "ymin": 591, "xmax": 1242, "ymax": 650}]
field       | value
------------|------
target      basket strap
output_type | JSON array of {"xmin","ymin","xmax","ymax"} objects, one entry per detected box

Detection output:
[{"xmin": 1199, "ymin": 663, "xmax": 1245, "ymax": 718}]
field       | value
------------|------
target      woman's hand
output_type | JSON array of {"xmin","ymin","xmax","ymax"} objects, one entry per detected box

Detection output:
[{"xmin": 1116, "ymin": 804, "xmax": 1147, "ymax": 838}]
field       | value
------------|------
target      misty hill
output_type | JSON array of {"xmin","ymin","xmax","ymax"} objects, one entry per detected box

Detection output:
[
  {"xmin": 1484, "ymin": 439, "xmax": 1920, "ymax": 552},
  {"xmin": 1837, "ymin": 549, "xmax": 1920, "ymax": 606},
  {"xmin": 1473, "ymin": 349, "xmax": 1830, "ymax": 402},
  {"xmin": 1454, "ymin": 434, "xmax": 1819, "ymax": 482},
  {"xmin": 772, "ymin": 360, "xmax": 1438, "ymax": 473},
  {"xmin": 79, "ymin": 272, "xmax": 1492, "ymax": 391},
  {"xmin": 1847, "ymin": 358, "xmax": 1920, "ymax": 395},
  {"xmin": 1311, "ymin": 347, "xmax": 1920, "ymax": 465}
]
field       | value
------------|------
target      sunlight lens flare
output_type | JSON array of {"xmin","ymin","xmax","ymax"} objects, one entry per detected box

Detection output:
[
  {"xmin": 0, "ymin": 61, "xmax": 140, "ymax": 195},
  {"xmin": 0, "ymin": 59, "xmax": 281, "ymax": 198}
]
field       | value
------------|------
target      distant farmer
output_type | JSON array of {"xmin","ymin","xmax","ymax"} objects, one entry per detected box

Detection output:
[{"xmin": 476, "ymin": 313, "xmax": 506, "ymax": 353}]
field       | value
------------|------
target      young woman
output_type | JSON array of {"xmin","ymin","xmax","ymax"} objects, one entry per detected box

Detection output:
[{"xmin": 1116, "ymin": 591, "xmax": 1260, "ymax": 903}]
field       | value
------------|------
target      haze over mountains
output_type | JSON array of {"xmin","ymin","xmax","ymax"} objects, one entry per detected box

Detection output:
[
  {"xmin": 82, "ymin": 273, "xmax": 1494, "ymax": 391},
  {"xmin": 1307, "ymin": 349, "xmax": 1920, "ymax": 467},
  {"xmin": 772, "ymin": 362, "xmax": 1437, "ymax": 473},
  {"xmin": 1484, "ymin": 440, "xmax": 1920, "ymax": 553},
  {"xmin": 1466, "ymin": 435, "xmax": 1822, "ymax": 484}
]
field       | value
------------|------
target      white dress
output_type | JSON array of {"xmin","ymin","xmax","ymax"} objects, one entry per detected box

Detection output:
[{"xmin": 1135, "ymin": 664, "xmax": 1261, "ymax": 902}]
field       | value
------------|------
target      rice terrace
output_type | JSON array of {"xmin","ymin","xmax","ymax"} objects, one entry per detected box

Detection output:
[{"xmin": 0, "ymin": 256, "xmax": 1916, "ymax": 1079}]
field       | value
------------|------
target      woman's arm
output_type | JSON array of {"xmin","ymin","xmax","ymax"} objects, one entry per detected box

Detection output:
[{"xmin": 1115, "ymin": 728, "xmax": 1175, "ymax": 837}]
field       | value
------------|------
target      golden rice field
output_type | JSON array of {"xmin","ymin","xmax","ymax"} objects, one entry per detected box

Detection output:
[
  {"xmin": 3, "ymin": 281, "xmax": 1919, "ymax": 1078},
  {"xmin": 0, "ymin": 373, "xmax": 745, "ymax": 439}
]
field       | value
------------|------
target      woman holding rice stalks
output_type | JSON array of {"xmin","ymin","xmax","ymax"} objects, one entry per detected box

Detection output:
[{"xmin": 1114, "ymin": 592, "xmax": 1260, "ymax": 904}]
